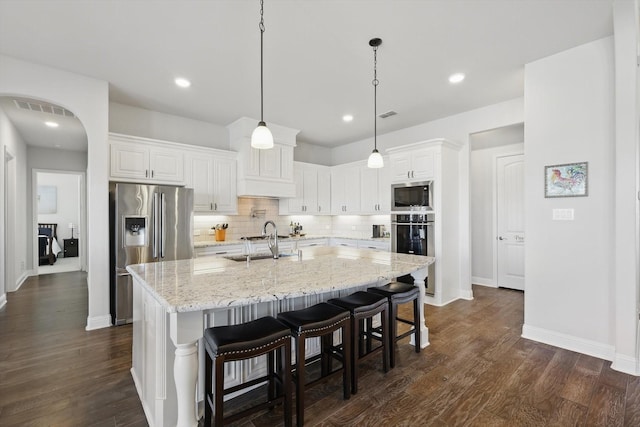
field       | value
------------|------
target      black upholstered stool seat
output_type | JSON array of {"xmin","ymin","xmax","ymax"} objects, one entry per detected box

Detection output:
[
  {"xmin": 368, "ymin": 282, "xmax": 421, "ymax": 368},
  {"xmin": 328, "ymin": 291, "xmax": 389, "ymax": 394},
  {"xmin": 204, "ymin": 316, "xmax": 291, "ymax": 356},
  {"xmin": 277, "ymin": 302, "xmax": 351, "ymax": 427},
  {"xmin": 203, "ymin": 316, "xmax": 292, "ymax": 427}
]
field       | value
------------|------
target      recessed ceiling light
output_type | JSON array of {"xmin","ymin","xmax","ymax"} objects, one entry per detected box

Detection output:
[
  {"xmin": 45, "ymin": 121, "xmax": 59, "ymax": 128},
  {"xmin": 448, "ymin": 73, "xmax": 465, "ymax": 84},
  {"xmin": 175, "ymin": 77, "xmax": 191, "ymax": 88},
  {"xmin": 342, "ymin": 114, "xmax": 353, "ymax": 122}
]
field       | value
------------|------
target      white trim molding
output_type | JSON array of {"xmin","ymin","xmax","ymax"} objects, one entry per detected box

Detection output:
[
  {"xmin": 0, "ymin": 294, "xmax": 6, "ymax": 310},
  {"xmin": 472, "ymin": 276, "xmax": 497, "ymax": 288},
  {"xmin": 522, "ymin": 324, "xmax": 615, "ymax": 362},
  {"xmin": 611, "ymin": 353, "xmax": 640, "ymax": 376},
  {"xmin": 86, "ymin": 314, "xmax": 112, "ymax": 330}
]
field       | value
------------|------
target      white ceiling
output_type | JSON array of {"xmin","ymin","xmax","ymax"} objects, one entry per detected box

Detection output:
[{"xmin": 0, "ymin": 0, "xmax": 613, "ymax": 150}]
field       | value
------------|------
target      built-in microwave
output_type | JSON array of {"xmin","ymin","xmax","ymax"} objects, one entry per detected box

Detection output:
[{"xmin": 391, "ymin": 181, "xmax": 433, "ymax": 212}]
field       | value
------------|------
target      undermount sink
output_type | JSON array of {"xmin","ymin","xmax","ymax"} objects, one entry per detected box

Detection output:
[{"xmin": 223, "ymin": 253, "xmax": 297, "ymax": 262}]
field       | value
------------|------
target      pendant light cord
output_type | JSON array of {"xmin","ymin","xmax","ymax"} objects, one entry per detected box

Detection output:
[
  {"xmin": 259, "ymin": 0, "xmax": 265, "ymax": 123},
  {"xmin": 373, "ymin": 44, "xmax": 379, "ymax": 151}
]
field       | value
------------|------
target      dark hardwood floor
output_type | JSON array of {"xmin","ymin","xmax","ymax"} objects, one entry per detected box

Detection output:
[{"xmin": 2, "ymin": 273, "xmax": 640, "ymax": 426}]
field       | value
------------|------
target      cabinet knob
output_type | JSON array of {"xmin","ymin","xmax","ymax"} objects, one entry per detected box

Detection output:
[
  {"xmin": 145, "ymin": 170, "xmax": 149, "ymax": 178},
  {"xmin": 151, "ymin": 170, "xmax": 155, "ymax": 178},
  {"xmin": 214, "ymin": 203, "xmax": 217, "ymax": 210}
]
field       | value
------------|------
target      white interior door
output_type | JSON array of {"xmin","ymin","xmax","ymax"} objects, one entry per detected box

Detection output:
[{"xmin": 496, "ymin": 154, "xmax": 525, "ymax": 290}]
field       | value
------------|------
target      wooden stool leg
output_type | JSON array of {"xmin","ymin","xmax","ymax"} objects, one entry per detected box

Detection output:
[
  {"xmin": 341, "ymin": 321, "xmax": 352, "ymax": 400},
  {"xmin": 381, "ymin": 307, "xmax": 389, "ymax": 373},
  {"xmin": 282, "ymin": 341, "xmax": 293, "ymax": 427},
  {"xmin": 351, "ymin": 317, "xmax": 359, "ymax": 395},
  {"xmin": 268, "ymin": 350, "xmax": 276, "ymax": 406},
  {"xmin": 204, "ymin": 350, "xmax": 212, "ymax": 426},
  {"xmin": 389, "ymin": 300, "xmax": 398, "ymax": 368},
  {"xmin": 295, "ymin": 333, "xmax": 306, "ymax": 427},
  {"xmin": 214, "ymin": 354, "xmax": 225, "ymax": 427}
]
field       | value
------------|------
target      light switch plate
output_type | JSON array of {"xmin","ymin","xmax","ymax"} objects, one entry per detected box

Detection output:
[{"xmin": 552, "ymin": 208, "xmax": 574, "ymax": 220}]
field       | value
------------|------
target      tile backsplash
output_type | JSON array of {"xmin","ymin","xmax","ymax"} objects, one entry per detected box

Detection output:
[{"xmin": 193, "ymin": 198, "xmax": 390, "ymax": 243}]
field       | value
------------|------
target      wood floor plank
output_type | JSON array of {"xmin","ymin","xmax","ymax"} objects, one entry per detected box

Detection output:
[{"xmin": 584, "ymin": 383, "xmax": 626, "ymax": 426}]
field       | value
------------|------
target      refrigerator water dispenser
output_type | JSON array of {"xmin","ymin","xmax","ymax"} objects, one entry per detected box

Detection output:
[{"xmin": 124, "ymin": 216, "xmax": 147, "ymax": 247}]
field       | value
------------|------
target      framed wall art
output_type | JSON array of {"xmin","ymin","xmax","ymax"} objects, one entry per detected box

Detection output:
[{"xmin": 544, "ymin": 162, "xmax": 588, "ymax": 198}]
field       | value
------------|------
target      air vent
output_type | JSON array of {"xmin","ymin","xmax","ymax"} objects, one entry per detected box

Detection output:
[
  {"xmin": 13, "ymin": 98, "xmax": 75, "ymax": 118},
  {"xmin": 378, "ymin": 110, "xmax": 397, "ymax": 119}
]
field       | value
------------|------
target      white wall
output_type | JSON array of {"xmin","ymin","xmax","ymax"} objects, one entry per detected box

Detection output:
[
  {"xmin": 0, "ymin": 54, "xmax": 110, "ymax": 331},
  {"xmin": 0, "ymin": 105, "xmax": 28, "ymax": 295},
  {"xmin": 109, "ymin": 102, "xmax": 228, "ymax": 150},
  {"xmin": 523, "ymin": 37, "xmax": 616, "ymax": 360},
  {"xmin": 470, "ymin": 142, "xmax": 524, "ymax": 286},
  {"xmin": 293, "ymin": 141, "xmax": 333, "ymax": 166},
  {"xmin": 36, "ymin": 172, "xmax": 80, "ymax": 243},
  {"xmin": 612, "ymin": 0, "xmax": 639, "ymax": 374}
]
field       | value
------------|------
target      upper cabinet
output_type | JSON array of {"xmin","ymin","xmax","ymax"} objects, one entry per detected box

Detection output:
[
  {"xmin": 109, "ymin": 133, "xmax": 238, "ymax": 213},
  {"xmin": 331, "ymin": 164, "xmax": 361, "ymax": 214},
  {"xmin": 388, "ymin": 149, "xmax": 435, "ymax": 183},
  {"xmin": 228, "ymin": 117, "xmax": 298, "ymax": 198},
  {"xmin": 185, "ymin": 148, "xmax": 237, "ymax": 214},
  {"xmin": 110, "ymin": 133, "xmax": 185, "ymax": 184},
  {"xmin": 280, "ymin": 162, "xmax": 331, "ymax": 215},
  {"xmin": 359, "ymin": 159, "xmax": 391, "ymax": 214}
]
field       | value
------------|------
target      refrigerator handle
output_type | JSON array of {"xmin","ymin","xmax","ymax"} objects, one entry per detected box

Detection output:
[
  {"xmin": 152, "ymin": 192, "xmax": 159, "ymax": 259},
  {"xmin": 160, "ymin": 192, "xmax": 166, "ymax": 258}
]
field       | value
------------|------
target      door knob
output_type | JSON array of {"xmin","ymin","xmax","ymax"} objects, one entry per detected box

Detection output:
[{"xmin": 498, "ymin": 236, "xmax": 505, "ymax": 240}]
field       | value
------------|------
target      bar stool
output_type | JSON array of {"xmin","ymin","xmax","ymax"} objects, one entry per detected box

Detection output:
[
  {"xmin": 277, "ymin": 302, "xmax": 352, "ymax": 427},
  {"xmin": 327, "ymin": 291, "xmax": 389, "ymax": 394},
  {"xmin": 203, "ymin": 316, "xmax": 292, "ymax": 427},
  {"xmin": 368, "ymin": 282, "xmax": 421, "ymax": 368}
]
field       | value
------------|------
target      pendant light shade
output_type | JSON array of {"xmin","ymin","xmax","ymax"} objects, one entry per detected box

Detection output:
[
  {"xmin": 367, "ymin": 37, "xmax": 383, "ymax": 168},
  {"xmin": 367, "ymin": 149, "xmax": 384, "ymax": 168},
  {"xmin": 251, "ymin": 120, "xmax": 274, "ymax": 149},
  {"xmin": 251, "ymin": 0, "xmax": 274, "ymax": 149}
]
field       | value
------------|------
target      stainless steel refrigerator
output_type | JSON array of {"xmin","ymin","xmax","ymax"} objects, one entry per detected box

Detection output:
[{"xmin": 109, "ymin": 183, "xmax": 193, "ymax": 325}]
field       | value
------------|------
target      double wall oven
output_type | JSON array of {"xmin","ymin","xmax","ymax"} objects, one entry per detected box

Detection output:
[{"xmin": 391, "ymin": 181, "xmax": 435, "ymax": 296}]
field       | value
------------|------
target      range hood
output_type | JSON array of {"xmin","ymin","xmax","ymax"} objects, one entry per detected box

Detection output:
[{"xmin": 228, "ymin": 117, "xmax": 299, "ymax": 198}]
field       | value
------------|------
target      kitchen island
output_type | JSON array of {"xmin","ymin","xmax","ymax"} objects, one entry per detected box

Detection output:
[{"xmin": 127, "ymin": 246, "xmax": 434, "ymax": 427}]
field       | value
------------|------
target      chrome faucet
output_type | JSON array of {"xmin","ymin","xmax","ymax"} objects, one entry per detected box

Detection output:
[{"xmin": 262, "ymin": 220, "xmax": 279, "ymax": 259}]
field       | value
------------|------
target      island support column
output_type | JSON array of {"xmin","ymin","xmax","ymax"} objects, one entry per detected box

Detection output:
[
  {"xmin": 170, "ymin": 311, "xmax": 204, "ymax": 427},
  {"xmin": 410, "ymin": 266, "xmax": 430, "ymax": 348}
]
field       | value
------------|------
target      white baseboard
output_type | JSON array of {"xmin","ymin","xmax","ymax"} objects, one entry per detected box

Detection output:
[
  {"xmin": 459, "ymin": 289, "xmax": 474, "ymax": 300},
  {"xmin": 85, "ymin": 314, "xmax": 112, "ymax": 330},
  {"xmin": 472, "ymin": 276, "xmax": 497, "ymax": 288},
  {"xmin": 0, "ymin": 293, "xmax": 6, "ymax": 310},
  {"xmin": 612, "ymin": 353, "xmax": 640, "ymax": 376},
  {"xmin": 14, "ymin": 271, "xmax": 29, "ymax": 291},
  {"xmin": 522, "ymin": 324, "xmax": 615, "ymax": 362}
]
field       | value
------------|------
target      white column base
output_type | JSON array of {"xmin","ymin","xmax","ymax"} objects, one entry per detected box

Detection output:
[{"xmin": 410, "ymin": 267, "xmax": 430, "ymax": 348}]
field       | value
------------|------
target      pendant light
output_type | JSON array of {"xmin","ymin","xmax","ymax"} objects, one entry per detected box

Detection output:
[
  {"xmin": 367, "ymin": 38, "xmax": 384, "ymax": 168},
  {"xmin": 251, "ymin": 0, "xmax": 274, "ymax": 149}
]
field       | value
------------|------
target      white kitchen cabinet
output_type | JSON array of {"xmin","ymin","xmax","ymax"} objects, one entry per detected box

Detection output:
[
  {"xmin": 195, "ymin": 244, "xmax": 244, "ymax": 258},
  {"xmin": 295, "ymin": 238, "xmax": 329, "ymax": 248},
  {"xmin": 185, "ymin": 149, "xmax": 237, "ymax": 214},
  {"xmin": 110, "ymin": 134, "xmax": 185, "ymax": 184},
  {"xmin": 280, "ymin": 162, "xmax": 331, "ymax": 215},
  {"xmin": 330, "ymin": 238, "xmax": 358, "ymax": 248},
  {"xmin": 387, "ymin": 138, "xmax": 463, "ymax": 306},
  {"xmin": 228, "ymin": 117, "xmax": 298, "ymax": 198},
  {"xmin": 358, "ymin": 240, "xmax": 390, "ymax": 251},
  {"xmin": 360, "ymin": 160, "xmax": 391, "ymax": 214},
  {"xmin": 331, "ymin": 164, "xmax": 361, "ymax": 214},
  {"xmin": 389, "ymin": 149, "xmax": 434, "ymax": 183}
]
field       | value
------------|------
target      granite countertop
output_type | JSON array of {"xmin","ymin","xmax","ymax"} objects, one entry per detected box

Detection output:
[
  {"xmin": 194, "ymin": 235, "xmax": 390, "ymax": 248},
  {"xmin": 127, "ymin": 246, "xmax": 433, "ymax": 313}
]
